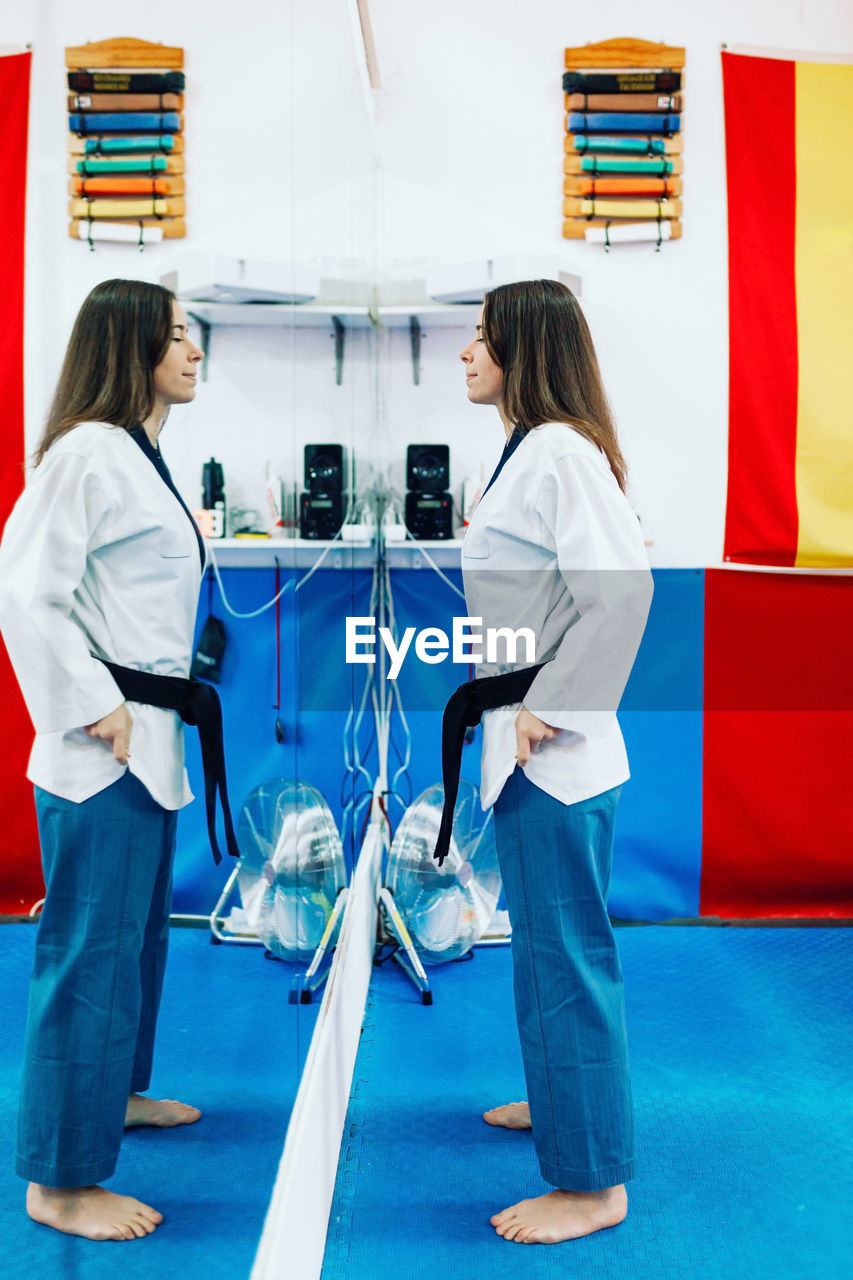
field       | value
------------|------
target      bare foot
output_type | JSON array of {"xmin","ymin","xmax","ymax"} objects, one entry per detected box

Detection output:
[
  {"xmin": 124, "ymin": 1093, "xmax": 202, "ymax": 1129},
  {"xmin": 483, "ymin": 1101, "xmax": 532, "ymax": 1130},
  {"xmin": 26, "ymin": 1183, "xmax": 162, "ymax": 1241},
  {"xmin": 491, "ymin": 1184, "xmax": 628, "ymax": 1244}
]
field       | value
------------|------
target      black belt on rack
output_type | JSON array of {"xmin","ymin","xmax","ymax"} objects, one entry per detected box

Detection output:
[
  {"xmin": 434, "ymin": 663, "xmax": 546, "ymax": 867},
  {"xmin": 98, "ymin": 659, "xmax": 239, "ymax": 865}
]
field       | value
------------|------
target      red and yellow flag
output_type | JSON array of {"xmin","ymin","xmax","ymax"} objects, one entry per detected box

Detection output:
[{"xmin": 723, "ymin": 51, "xmax": 853, "ymax": 567}]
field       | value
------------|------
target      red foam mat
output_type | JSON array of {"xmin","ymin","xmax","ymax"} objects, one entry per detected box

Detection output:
[{"xmin": 701, "ymin": 570, "xmax": 853, "ymax": 916}]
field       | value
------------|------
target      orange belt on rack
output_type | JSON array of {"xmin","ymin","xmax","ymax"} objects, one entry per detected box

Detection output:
[
  {"xmin": 577, "ymin": 177, "xmax": 675, "ymax": 196},
  {"xmin": 73, "ymin": 177, "xmax": 170, "ymax": 196}
]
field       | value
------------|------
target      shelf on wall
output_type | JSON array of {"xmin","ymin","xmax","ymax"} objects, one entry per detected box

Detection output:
[
  {"xmin": 203, "ymin": 538, "xmax": 467, "ymax": 570},
  {"xmin": 182, "ymin": 302, "xmax": 373, "ymax": 327},
  {"xmin": 206, "ymin": 537, "xmax": 375, "ymax": 570},
  {"xmin": 376, "ymin": 304, "xmax": 481, "ymax": 328},
  {"xmin": 377, "ymin": 306, "xmax": 481, "ymax": 384},
  {"xmin": 181, "ymin": 301, "xmax": 481, "ymax": 387},
  {"xmin": 384, "ymin": 539, "xmax": 464, "ymax": 569},
  {"xmin": 182, "ymin": 301, "xmax": 373, "ymax": 386}
]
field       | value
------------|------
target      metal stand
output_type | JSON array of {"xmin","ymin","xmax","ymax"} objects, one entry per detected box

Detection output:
[
  {"xmin": 209, "ymin": 868, "xmax": 347, "ymax": 1002},
  {"xmin": 379, "ymin": 886, "xmax": 432, "ymax": 1004},
  {"xmin": 209, "ymin": 864, "xmax": 254, "ymax": 945},
  {"xmin": 297, "ymin": 888, "xmax": 349, "ymax": 1003}
]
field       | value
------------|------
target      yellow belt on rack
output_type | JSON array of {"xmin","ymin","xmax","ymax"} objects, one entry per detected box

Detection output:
[
  {"xmin": 69, "ymin": 196, "xmax": 170, "ymax": 218},
  {"xmin": 573, "ymin": 196, "xmax": 681, "ymax": 218}
]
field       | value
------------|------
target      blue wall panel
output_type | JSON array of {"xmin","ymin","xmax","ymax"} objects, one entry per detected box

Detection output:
[
  {"xmin": 174, "ymin": 566, "xmax": 375, "ymax": 914},
  {"xmin": 176, "ymin": 564, "xmax": 706, "ymax": 922},
  {"xmin": 612, "ymin": 712, "xmax": 703, "ymax": 920},
  {"xmin": 611, "ymin": 570, "xmax": 705, "ymax": 920}
]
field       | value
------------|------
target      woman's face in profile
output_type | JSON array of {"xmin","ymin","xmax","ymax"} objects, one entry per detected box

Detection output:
[
  {"xmin": 459, "ymin": 306, "xmax": 504, "ymax": 408},
  {"xmin": 153, "ymin": 302, "xmax": 204, "ymax": 409}
]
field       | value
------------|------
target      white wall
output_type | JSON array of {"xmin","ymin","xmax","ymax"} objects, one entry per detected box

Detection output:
[
  {"xmin": 11, "ymin": 1, "xmax": 853, "ymax": 559},
  {"xmin": 369, "ymin": 0, "xmax": 853, "ymax": 565}
]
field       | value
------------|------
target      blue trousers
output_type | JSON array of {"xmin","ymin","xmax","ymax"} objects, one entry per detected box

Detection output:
[
  {"xmin": 491, "ymin": 769, "xmax": 635, "ymax": 1191},
  {"xmin": 16, "ymin": 772, "xmax": 177, "ymax": 1187}
]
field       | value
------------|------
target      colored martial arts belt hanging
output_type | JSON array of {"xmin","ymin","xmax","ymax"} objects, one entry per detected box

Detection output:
[
  {"xmin": 580, "ymin": 156, "xmax": 673, "ymax": 175},
  {"xmin": 68, "ymin": 92, "xmax": 182, "ymax": 112},
  {"xmin": 69, "ymin": 218, "xmax": 175, "ymax": 243},
  {"xmin": 563, "ymin": 70, "xmax": 682, "ymax": 94},
  {"xmin": 433, "ymin": 664, "xmax": 545, "ymax": 867},
  {"xmin": 584, "ymin": 219, "xmax": 674, "ymax": 245},
  {"xmin": 69, "ymin": 196, "xmax": 177, "ymax": 218},
  {"xmin": 96, "ymin": 659, "xmax": 240, "ymax": 865},
  {"xmin": 73, "ymin": 177, "xmax": 170, "ymax": 196},
  {"xmin": 76, "ymin": 155, "xmax": 169, "ymax": 174},
  {"xmin": 572, "ymin": 134, "xmax": 666, "ymax": 155},
  {"xmin": 68, "ymin": 69, "xmax": 185, "ymax": 94},
  {"xmin": 69, "ymin": 110, "xmax": 181, "ymax": 134},
  {"xmin": 568, "ymin": 111, "xmax": 681, "ymax": 134},
  {"xmin": 571, "ymin": 196, "xmax": 680, "ymax": 219},
  {"xmin": 576, "ymin": 177, "xmax": 674, "ymax": 196},
  {"xmin": 82, "ymin": 135, "xmax": 175, "ymax": 154},
  {"xmin": 566, "ymin": 92, "xmax": 682, "ymax": 112}
]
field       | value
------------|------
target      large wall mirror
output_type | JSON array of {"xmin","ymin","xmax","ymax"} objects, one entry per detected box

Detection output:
[{"xmin": 9, "ymin": 0, "xmax": 377, "ymax": 1190}]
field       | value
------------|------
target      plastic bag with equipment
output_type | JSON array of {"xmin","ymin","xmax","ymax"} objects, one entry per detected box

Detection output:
[
  {"xmin": 191, "ymin": 613, "xmax": 226, "ymax": 683},
  {"xmin": 384, "ymin": 780, "xmax": 501, "ymax": 965},
  {"xmin": 236, "ymin": 778, "xmax": 347, "ymax": 963}
]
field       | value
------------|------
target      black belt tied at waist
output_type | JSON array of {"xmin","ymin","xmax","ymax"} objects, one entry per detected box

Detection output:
[
  {"xmin": 434, "ymin": 663, "xmax": 545, "ymax": 867},
  {"xmin": 98, "ymin": 659, "xmax": 239, "ymax": 865}
]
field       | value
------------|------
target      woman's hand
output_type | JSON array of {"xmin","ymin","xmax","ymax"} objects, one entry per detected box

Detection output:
[
  {"xmin": 85, "ymin": 703, "xmax": 133, "ymax": 763},
  {"xmin": 515, "ymin": 707, "xmax": 559, "ymax": 765}
]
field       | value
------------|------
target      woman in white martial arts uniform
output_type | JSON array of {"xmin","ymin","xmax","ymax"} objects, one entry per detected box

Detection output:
[
  {"xmin": 0, "ymin": 279, "xmax": 206, "ymax": 1241},
  {"xmin": 457, "ymin": 279, "xmax": 653, "ymax": 1245}
]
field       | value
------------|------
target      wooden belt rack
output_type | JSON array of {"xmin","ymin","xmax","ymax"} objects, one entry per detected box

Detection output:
[
  {"xmin": 562, "ymin": 37, "xmax": 685, "ymax": 246},
  {"xmin": 65, "ymin": 36, "xmax": 186, "ymax": 244}
]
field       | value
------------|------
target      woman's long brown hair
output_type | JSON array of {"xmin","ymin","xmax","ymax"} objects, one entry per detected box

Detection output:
[
  {"xmin": 33, "ymin": 278, "xmax": 176, "ymax": 466},
  {"xmin": 482, "ymin": 278, "xmax": 627, "ymax": 492}
]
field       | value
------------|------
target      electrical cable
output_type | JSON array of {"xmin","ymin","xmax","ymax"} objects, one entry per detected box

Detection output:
[
  {"xmin": 338, "ymin": 554, "xmax": 382, "ymax": 857},
  {"xmin": 381, "ymin": 562, "xmax": 413, "ymax": 795},
  {"xmin": 204, "ymin": 494, "xmax": 357, "ymax": 619},
  {"xmin": 403, "ymin": 527, "xmax": 466, "ymax": 600}
]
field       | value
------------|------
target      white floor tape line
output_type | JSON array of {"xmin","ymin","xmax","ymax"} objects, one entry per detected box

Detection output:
[{"xmin": 250, "ymin": 818, "xmax": 385, "ymax": 1280}]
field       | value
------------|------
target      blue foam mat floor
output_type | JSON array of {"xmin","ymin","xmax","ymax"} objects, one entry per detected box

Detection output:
[
  {"xmin": 0, "ymin": 924, "xmax": 317, "ymax": 1279},
  {"xmin": 321, "ymin": 926, "xmax": 852, "ymax": 1280}
]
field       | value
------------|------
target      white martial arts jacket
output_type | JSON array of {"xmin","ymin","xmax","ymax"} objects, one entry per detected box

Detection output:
[
  {"xmin": 461, "ymin": 422, "xmax": 653, "ymax": 809},
  {"xmin": 0, "ymin": 421, "xmax": 203, "ymax": 809}
]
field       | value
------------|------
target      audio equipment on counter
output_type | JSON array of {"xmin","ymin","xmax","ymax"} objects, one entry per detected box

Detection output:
[
  {"xmin": 404, "ymin": 491, "xmax": 453, "ymax": 540},
  {"xmin": 300, "ymin": 492, "xmax": 344, "ymax": 540},
  {"xmin": 406, "ymin": 444, "xmax": 449, "ymax": 493},
  {"xmin": 199, "ymin": 456, "xmax": 226, "ymax": 538},
  {"xmin": 305, "ymin": 443, "xmax": 345, "ymax": 494},
  {"xmin": 300, "ymin": 443, "xmax": 347, "ymax": 539},
  {"xmin": 405, "ymin": 444, "xmax": 453, "ymax": 539}
]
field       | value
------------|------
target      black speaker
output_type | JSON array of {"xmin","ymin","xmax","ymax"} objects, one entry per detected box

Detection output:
[
  {"xmin": 300, "ymin": 491, "xmax": 344, "ymax": 539},
  {"xmin": 404, "ymin": 491, "xmax": 453, "ymax": 540},
  {"xmin": 305, "ymin": 444, "xmax": 345, "ymax": 496},
  {"xmin": 407, "ymin": 444, "xmax": 449, "ymax": 493}
]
